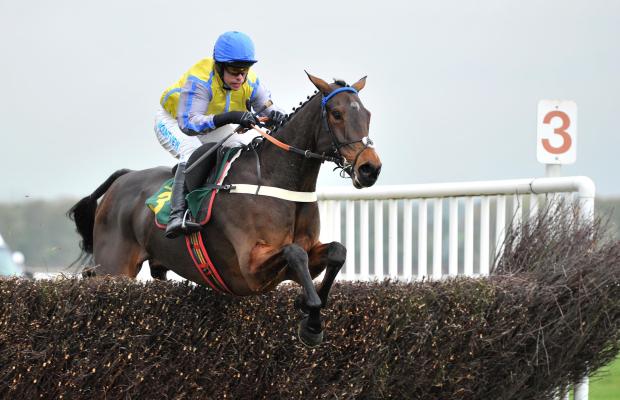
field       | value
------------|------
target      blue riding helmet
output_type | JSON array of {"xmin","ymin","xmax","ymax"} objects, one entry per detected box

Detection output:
[{"xmin": 213, "ymin": 31, "xmax": 257, "ymax": 66}]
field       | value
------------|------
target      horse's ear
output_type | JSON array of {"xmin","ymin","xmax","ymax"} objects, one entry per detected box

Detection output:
[
  {"xmin": 305, "ymin": 71, "xmax": 333, "ymax": 95},
  {"xmin": 352, "ymin": 76, "xmax": 367, "ymax": 92}
]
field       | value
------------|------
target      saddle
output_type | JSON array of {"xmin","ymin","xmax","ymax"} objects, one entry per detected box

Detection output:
[{"xmin": 146, "ymin": 143, "xmax": 243, "ymax": 228}]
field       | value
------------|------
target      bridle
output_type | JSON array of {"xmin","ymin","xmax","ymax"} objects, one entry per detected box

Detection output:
[
  {"xmin": 320, "ymin": 86, "xmax": 374, "ymax": 177},
  {"xmin": 253, "ymin": 86, "xmax": 373, "ymax": 178}
]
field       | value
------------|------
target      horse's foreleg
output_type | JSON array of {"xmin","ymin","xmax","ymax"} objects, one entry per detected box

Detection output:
[
  {"xmin": 296, "ymin": 241, "xmax": 346, "ymax": 313},
  {"xmin": 309, "ymin": 242, "xmax": 347, "ymax": 307},
  {"xmin": 282, "ymin": 244, "xmax": 325, "ymax": 347},
  {"xmin": 248, "ymin": 244, "xmax": 324, "ymax": 346},
  {"xmin": 280, "ymin": 244, "xmax": 321, "ymax": 309}
]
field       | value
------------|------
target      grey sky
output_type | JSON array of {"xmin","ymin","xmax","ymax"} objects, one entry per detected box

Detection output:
[{"xmin": 1, "ymin": 0, "xmax": 618, "ymax": 201}]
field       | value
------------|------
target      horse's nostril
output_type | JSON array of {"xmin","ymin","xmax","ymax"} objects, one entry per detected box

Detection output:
[{"xmin": 359, "ymin": 163, "xmax": 378, "ymax": 179}]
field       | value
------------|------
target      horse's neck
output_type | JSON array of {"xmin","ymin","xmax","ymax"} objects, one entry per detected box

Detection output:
[{"xmin": 258, "ymin": 97, "xmax": 324, "ymax": 192}]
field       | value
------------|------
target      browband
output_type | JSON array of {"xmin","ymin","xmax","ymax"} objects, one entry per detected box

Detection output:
[{"xmin": 321, "ymin": 87, "xmax": 358, "ymax": 107}]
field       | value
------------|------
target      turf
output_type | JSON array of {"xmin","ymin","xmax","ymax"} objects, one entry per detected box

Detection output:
[{"xmin": 589, "ymin": 356, "xmax": 620, "ymax": 400}]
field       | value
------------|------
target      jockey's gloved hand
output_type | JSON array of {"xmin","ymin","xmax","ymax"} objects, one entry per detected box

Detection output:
[
  {"xmin": 213, "ymin": 111, "xmax": 258, "ymax": 129},
  {"xmin": 267, "ymin": 110, "xmax": 286, "ymax": 127},
  {"xmin": 238, "ymin": 111, "xmax": 259, "ymax": 129}
]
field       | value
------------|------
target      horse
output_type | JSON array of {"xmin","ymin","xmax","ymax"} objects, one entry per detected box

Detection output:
[{"xmin": 68, "ymin": 73, "xmax": 382, "ymax": 346}]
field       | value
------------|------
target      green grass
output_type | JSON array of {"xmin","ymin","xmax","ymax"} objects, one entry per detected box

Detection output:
[{"xmin": 587, "ymin": 356, "xmax": 620, "ymax": 400}]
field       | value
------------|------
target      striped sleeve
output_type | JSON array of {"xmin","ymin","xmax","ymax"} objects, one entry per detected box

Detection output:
[{"xmin": 177, "ymin": 75, "xmax": 216, "ymax": 135}]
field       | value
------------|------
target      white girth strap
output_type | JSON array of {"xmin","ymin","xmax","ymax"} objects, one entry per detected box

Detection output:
[{"xmin": 229, "ymin": 184, "xmax": 317, "ymax": 202}]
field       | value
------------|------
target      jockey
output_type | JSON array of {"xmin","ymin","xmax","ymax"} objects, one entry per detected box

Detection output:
[{"xmin": 155, "ymin": 31, "xmax": 285, "ymax": 239}]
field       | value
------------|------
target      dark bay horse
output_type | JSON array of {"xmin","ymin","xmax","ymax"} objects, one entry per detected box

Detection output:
[{"xmin": 69, "ymin": 73, "xmax": 382, "ymax": 346}]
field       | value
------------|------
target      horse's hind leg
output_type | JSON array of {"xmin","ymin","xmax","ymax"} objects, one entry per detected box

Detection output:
[{"xmin": 93, "ymin": 231, "xmax": 146, "ymax": 278}]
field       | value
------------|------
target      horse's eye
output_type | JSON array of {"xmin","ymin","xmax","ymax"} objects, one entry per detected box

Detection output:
[{"xmin": 332, "ymin": 111, "xmax": 342, "ymax": 120}]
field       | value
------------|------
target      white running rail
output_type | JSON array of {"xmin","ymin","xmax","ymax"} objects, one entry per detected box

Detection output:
[{"xmin": 317, "ymin": 176, "xmax": 595, "ymax": 400}]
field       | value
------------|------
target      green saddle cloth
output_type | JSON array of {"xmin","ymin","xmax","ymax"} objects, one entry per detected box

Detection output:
[
  {"xmin": 146, "ymin": 148, "xmax": 239, "ymax": 226},
  {"xmin": 145, "ymin": 178, "xmax": 174, "ymax": 225}
]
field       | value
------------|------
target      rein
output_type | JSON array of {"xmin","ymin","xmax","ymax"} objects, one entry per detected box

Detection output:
[{"xmin": 251, "ymin": 126, "xmax": 339, "ymax": 163}]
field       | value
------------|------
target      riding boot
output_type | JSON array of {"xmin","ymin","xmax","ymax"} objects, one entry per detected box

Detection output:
[{"xmin": 165, "ymin": 162, "xmax": 202, "ymax": 239}]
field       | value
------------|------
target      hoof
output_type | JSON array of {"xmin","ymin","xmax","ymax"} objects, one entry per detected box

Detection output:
[{"xmin": 297, "ymin": 317, "xmax": 324, "ymax": 347}]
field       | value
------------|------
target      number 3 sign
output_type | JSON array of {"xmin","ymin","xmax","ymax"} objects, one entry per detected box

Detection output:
[{"xmin": 537, "ymin": 100, "xmax": 577, "ymax": 164}]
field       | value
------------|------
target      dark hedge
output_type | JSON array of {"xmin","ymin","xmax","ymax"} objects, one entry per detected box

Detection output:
[{"xmin": 1, "ymin": 207, "xmax": 619, "ymax": 399}]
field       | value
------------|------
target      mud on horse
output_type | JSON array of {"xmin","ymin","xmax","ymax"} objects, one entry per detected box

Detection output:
[{"xmin": 68, "ymin": 73, "xmax": 382, "ymax": 346}]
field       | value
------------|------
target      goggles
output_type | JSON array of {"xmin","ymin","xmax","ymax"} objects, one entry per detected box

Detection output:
[{"xmin": 224, "ymin": 65, "xmax": 250, "ymax": 77}]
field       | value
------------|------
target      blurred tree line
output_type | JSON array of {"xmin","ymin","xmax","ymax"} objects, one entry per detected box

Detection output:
[
  {"xmin": 0, "ymin": 197, "xmax": 618, "ymax": 271},
  {"xmin": 0, "ymin": 199, "xmax": 80, "ymax": 271}
]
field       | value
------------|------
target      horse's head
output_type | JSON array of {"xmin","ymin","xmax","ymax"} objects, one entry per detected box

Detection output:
[{"xmin": 306, "ymin": 73, "xmax": 382, "ymax": 188}]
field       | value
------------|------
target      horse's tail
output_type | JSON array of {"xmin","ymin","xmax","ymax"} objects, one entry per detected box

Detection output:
[{"xmin": 67, "ymin": 169, "xmax": 132, "ymax": 254}]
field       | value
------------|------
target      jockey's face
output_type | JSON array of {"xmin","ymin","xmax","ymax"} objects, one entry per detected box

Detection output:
[{"xmin": 222, "ymin": 66, "xmax": 248, "ymax": 90}]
